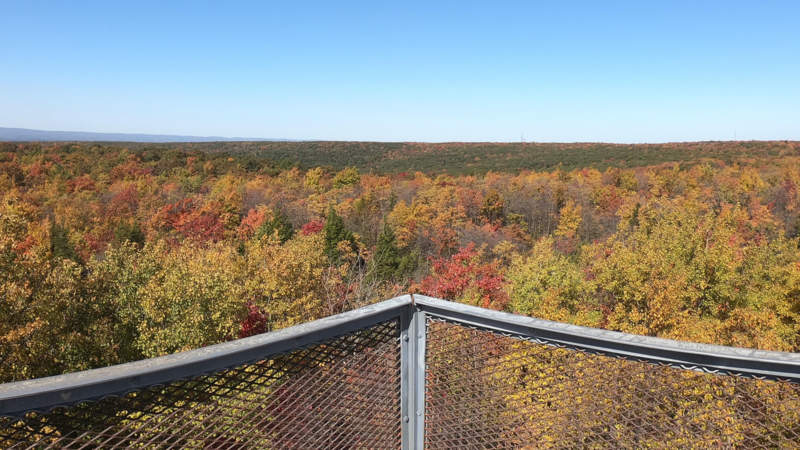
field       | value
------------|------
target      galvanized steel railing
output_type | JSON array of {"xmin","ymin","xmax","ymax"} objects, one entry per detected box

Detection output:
[{"xmin": 2, "ymin": 294, "xmax": 800, "ymax": 448}]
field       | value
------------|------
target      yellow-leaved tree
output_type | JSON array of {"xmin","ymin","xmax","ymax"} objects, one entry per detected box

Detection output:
[
  {"xmin": 587, "ymin": 196, "xmax": 800, "ymax": 350},
  {"xmin": 507, "ymin": 237, "xmax": 597, "ymax": 326},
  {"xmin": 136, "ymin": 243, "xmax": 246, "ymax": 357},
  {"xmin": 244, "ymin": 232, "xmax": 330, "ymax": 329}
]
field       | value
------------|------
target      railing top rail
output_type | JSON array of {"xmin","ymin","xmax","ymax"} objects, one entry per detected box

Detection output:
[
  {"xmin": 0, "ymin": 295, "xmax": 412, "ymax": 416},
  {"xmin": 414, "ymin": 295, "xmax": 800, "ymax": 382}
]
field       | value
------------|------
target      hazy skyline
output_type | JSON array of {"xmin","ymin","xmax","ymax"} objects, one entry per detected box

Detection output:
[{"xmin": 1, "ymin": 1, "xmax": 798, "ymax": 142}]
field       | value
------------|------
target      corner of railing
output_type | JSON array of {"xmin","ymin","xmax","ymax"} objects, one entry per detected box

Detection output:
[{"xmin": 400, "ymin": 292, "xmax": 426, "ymax": 449}]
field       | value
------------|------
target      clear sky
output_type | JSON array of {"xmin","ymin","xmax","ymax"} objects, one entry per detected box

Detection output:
[{"xmin": 1, "ymin": 1, "xmax": 798, "ymax": 142}]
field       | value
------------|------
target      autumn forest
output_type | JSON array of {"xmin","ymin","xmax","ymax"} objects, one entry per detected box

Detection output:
[{"xmin": 2, "ymin": 140, "xmax": 800, "ymax": 383}]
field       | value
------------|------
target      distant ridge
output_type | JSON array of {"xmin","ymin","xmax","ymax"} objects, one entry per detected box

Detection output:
[{"xmin": 0, "ymin": 127, "xmax": 287, "ymax": 143}]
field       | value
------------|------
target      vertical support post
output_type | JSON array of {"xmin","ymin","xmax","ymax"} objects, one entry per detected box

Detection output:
[
  {"xmin": 400, "ymin": 305, "xmax": 412, "ymax": 448},
  {"xmin": 411, "ymin": 304, "xmax": 427, "ymax": 449},
  {"xmin": 400, "ymin": 299, "xmax": 426, "ymax": 449}
]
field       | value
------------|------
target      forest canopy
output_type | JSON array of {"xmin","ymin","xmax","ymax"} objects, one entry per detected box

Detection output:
[{"xmin": 1, "ymin": 140, "xmax": 800, "ymax": 382}]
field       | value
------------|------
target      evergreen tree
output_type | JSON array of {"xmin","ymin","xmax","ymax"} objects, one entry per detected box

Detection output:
[
  {"xmin": 323, "ymin": 206, "xmax": 355, "ymax": 263},
  {"xmin": 373, "ymin": 223, "xmax": 401, "ymax": 280},
  {"xmin": 50, "ymin": 221, "xmax": 78, "ymax": 262},
  {"xmin": 371, "ymin": 223, "xmax": 418, "ymax": 282},
  {"xmin": 255, "ymin": 210, "xmax": 295, "ymax": 243},
  {"xmin": 114, "ymin": 220, "xmax": 145, "ymax": 247}
]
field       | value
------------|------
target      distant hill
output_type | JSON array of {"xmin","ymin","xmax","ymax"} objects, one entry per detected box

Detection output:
[
  {"xmin": 124, "ymin": 140, "xmax": 800, "ymax": 174},
  {"xmin": 4, "ymin": 139, "xmax": 796, "ymax": 175},
  {"xmin": 3, "ymin": 131, "xmax": 799, "ymax": 175},
  {"xmin": 0, "ymin": 127, "xmax": 285, "ymax": 143}
]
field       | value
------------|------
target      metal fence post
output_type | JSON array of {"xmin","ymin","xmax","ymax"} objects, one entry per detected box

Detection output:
[{"xmin": 400, "ymin": 298, "xmax": 426, "ymax": 449}]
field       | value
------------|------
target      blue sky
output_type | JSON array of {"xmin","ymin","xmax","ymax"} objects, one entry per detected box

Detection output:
[{"xmin": 1, "ymin": 1, "xmax": 798, "ymax": 142}]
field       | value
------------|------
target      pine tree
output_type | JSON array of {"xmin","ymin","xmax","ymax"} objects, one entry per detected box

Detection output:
[
  {"xmin": 371, "ymin": 223, "xmax": 418, "ymax": 282},
  {"xmin": 114, "ymin": 220, "xmax": 145, "ymax": 247},
  {"xmin": 255, "ymin": 210, "xmax": 295, "ymax": 243},
  {"xmin": 374, "ymin": 223, "xmax": 401, "ymax": 280},
  {"xmin": 323, "ymin": 206, "xmax": 355, "ymax": 263},
  {"xmin": 50, "ymin": 221, "xmax": 78, "ymax": 262}
]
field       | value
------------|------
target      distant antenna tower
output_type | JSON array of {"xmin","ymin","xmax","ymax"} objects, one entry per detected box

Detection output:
[{"xmin": 520, "ymin": 132, "xmax": 525, "ymax": 143}]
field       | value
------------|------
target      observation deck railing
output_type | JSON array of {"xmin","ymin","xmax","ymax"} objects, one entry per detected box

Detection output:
[{"xmin": 2, "ymin": 295, "xmax": 800, "ymax": 448}]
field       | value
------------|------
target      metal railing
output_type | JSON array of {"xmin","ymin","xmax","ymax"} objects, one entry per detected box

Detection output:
[{"xmin": 2, "ymin": 294, "xmax": 800, "ymax": 448}]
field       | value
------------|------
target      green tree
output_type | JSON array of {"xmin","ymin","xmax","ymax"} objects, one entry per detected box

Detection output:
[
  {"xmin": 50, "ymin": 220, "xmax": 78, "ymax": 262},
  {"xmin": 255, "ymin": 210, "xmax": 294, "ymax": 243},
  {"xmin": 323, "ymin": 207, "xmax": 355, "ymax": 264},
  {"xmin": 114, "ymin": 220, "xmax": 145, "ymax": 247},
  {"xmin": 371, "ymin": 223, "xmax": 417, "ymax": 281}
]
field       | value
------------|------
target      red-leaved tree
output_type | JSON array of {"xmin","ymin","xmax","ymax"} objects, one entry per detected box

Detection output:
[{"xmin": 417, "ymin": 243, "xmax": 508, "ymax": 310}]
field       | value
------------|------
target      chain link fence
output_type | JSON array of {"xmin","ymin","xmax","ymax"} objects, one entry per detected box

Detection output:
[
  {"xmin": 425, "ymin": 318, "xmax": 800, "ymax": 449},
  {"xmin": 2, "ymin": 295, "xmax": 800, "ymax": 448},
  {"xmin": 0, "ymin": 320, "xmax": 400, "ymax": 449}
]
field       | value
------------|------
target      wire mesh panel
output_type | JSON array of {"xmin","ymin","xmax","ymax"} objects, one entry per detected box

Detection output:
[
  {"xmin": 425, "ymin": 318, "xmax": 800, "ymax": 449},
  {"xmin": 0, "ymin": 319, "xmax": 401, "ymax": 449}
]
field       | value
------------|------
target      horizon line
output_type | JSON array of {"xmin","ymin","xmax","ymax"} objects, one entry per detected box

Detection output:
[{"xmin": 1, "ymin": 126, "xmax": 797, "ymax": 146}]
